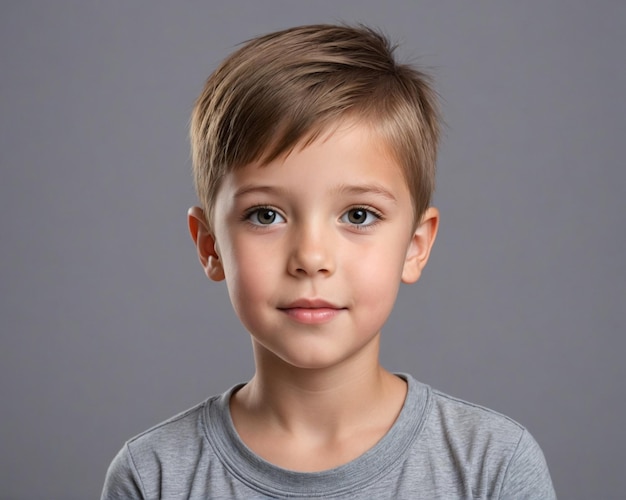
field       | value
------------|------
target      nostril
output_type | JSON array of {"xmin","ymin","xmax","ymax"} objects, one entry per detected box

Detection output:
[
  {"xmin": 288, "ymin": 237, "xmax": 335, "ymax": 277},
  {"xmin": 291, "ymin": 264, "xmax": 332, "ymax": 277}
]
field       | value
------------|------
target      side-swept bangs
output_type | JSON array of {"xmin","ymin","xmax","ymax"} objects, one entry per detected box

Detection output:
[{"xmin": 191, "ymin": 24, "xmax": 440, "ymax": 225}]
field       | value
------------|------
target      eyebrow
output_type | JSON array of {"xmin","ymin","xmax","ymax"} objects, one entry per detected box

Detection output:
[
  {"xmin": 232, "ymin": 183, "xmax": 398, "ymax": 203},
  {"xmin": 233, "ymin": 185, "xmax": 289, "ymax": 198},
  {"xmin": 333, "ymin": 183, "xmax": 398, "ymax": 204}
]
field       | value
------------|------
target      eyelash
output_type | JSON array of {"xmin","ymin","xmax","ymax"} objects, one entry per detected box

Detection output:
[
  {"xmin": 342, "ymin": 206, "xmax": 384, "ymax": 230},
  {"xmin": 240, "ymin": 205, "xmax": 384, "ymax": 230},
  {"xmin": 241, "ymin": 205, "xmax": 286, "ymax": 228}
]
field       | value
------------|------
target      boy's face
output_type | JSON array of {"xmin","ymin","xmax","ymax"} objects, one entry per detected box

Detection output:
[{"xmin": 190, "ymin": 122, "xmax": 438, "ymax": 371}]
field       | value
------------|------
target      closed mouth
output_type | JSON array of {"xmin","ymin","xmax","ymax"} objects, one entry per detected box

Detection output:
[
  {"xmin": 278, "ymin": 298, "xmax": 344, "ymax": 310},
  {"xmin": 278, "ymin": 299, "xmax": 346, "ymax": 324}
]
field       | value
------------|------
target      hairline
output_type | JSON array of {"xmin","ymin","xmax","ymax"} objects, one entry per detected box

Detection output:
[{"xmin": 203, "ymin": 115, "xmax": 423, "ymax": 229}]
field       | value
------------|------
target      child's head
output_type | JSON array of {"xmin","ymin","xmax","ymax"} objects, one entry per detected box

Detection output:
[
  {"xmin": 190, "ymin": 24, "xmax": 441, "ymax": 228},
  {"xmin": 188, "ymin": 24, "xmax": 441, "ymax": 370}
]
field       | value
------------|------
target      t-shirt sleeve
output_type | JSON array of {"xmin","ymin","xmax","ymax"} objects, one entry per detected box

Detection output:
[
  {"xmin": 101, "ymin": 444, "xmax": 146, "ymax": 500},
  {"xmin": 499, "ymin": 429, "xmax": 556, "ymax": 499}
]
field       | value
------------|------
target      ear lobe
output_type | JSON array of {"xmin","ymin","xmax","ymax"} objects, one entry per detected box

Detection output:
[
  {"xmin": 401, "ymin": 207, "xmax": 439, "ymax": 284},
  {"xmin": 187, "ymin": 206, "xmax": 225, "ymax": 282}
]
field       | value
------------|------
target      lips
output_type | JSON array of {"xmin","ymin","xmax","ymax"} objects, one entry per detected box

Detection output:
[
  {"xmin": 278, "ymin": 299, "xmax": 345, "ymax": 324},
  {"xmin": 281, "ymin": 298, "xmax": 341, "ymax": 309}
]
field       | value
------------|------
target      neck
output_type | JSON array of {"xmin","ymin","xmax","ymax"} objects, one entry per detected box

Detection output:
[{"xmin": 232, "ymin": 337, "xmax": 406, "ymax": 438}]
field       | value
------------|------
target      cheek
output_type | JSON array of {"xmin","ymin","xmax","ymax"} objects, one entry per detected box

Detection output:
[
  {"xmin": 358, "ymin": 268, "xmax": 402, "ymax": 306},
  {"xmin": 348, "ymin": 247, "xmax": 405, "ymax": 303},
  {"xmin": 223, "ymin": 240, "xmax": 276, "ymax": 301}
]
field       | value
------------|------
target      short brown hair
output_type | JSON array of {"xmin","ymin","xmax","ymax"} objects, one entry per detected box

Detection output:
[{"xmin": 190, "ymin": 24, "xmax": 441, "ymax": 226}]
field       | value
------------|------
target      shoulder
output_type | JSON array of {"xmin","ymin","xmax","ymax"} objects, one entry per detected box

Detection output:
[
  {"xmin": 101, "ymin": 397, "xmax": 217, "ymax": 500},
  {"xmin": 419, "ymin": 385, "xmax": 556, "ymax": 498},
  {"xmin": 429, "ymin": 388, "xmax": 526, "ymax": 442},
  {"xmin": 125, "ymin": 399, "xmax": 210, "ymax": 459}
]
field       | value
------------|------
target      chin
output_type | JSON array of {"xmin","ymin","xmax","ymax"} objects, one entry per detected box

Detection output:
[{"xmin": 276, "ymin": 347, "xmax": 370, "ymax": 372}]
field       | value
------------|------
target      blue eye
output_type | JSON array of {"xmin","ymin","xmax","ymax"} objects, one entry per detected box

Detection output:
[
  {"xmin": 247, "ymin": 207, "xmax": 285, "ymax": 225},
  {"xmin": 341, "ymin": 208, "xmax": 380, "ymax": 226}
]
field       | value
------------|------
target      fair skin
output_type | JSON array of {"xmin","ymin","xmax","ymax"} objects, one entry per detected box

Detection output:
[{"xmin": 188, "ymin": 121, "xmax": 438, "ymax": 472}]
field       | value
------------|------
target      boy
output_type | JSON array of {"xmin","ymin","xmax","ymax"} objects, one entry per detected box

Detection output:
[{"xmin": 102, "ymin": 24, "xmax": 556, "ymax": 499}]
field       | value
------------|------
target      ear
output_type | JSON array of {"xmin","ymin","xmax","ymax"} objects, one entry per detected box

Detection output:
[
  {"xmin": 401, "ymin": 207, "xmax": 439, "ymax": 284},
  {"xmin": 187, "ymin": 206, "xmax": 225, "ymax": 282}
]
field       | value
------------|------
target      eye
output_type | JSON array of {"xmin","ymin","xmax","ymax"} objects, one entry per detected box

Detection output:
[
  {"xmin": 340, "ymin": 207, "xmax": 380, "ymax": 226},
  {"xmin": 247, "ymin": 207, "xmax": 285, "ymax": 226}
]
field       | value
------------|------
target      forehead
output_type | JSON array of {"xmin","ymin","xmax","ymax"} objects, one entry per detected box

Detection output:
[
  {"xmin": 267, "ymin": 119, "xmax": 401, "ymax": 172},
  {"xmin": 218, "ymin": 121, "xmax": 411, "ymax": 202}
]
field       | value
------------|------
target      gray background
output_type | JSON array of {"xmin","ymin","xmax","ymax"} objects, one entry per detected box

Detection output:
[{"xmin": 1, "ymin": 1, "xmax": 624, "ymax": 499}]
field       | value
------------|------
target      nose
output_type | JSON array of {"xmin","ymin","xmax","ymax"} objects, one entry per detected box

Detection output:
[{"xmin": 287, "ymin": 222, "xmax": 335, "ymax": 278}]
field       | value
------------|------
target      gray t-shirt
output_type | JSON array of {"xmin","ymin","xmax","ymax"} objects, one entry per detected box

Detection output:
[{"xmin": 102, "ymin": 375, "xmax": 556, "ymax": 499}]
